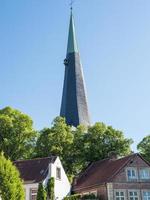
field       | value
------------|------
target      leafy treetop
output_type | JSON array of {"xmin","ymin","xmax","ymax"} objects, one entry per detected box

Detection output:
[{"xmin": 0, "ymin": 106, "xmax": 37, "ymax": 160}]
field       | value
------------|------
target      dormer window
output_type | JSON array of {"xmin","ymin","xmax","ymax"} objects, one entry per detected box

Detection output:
[
  {"xmin": 56, "ymin": 167, "xmax": 61, "ymax": 180},
  {"xmin": 127, "ymin": 168, "xmax": 137, "ymax": 180},
  {"xmin": 140, "ymin": 168, "xmax": 150, "ymax": 179}
]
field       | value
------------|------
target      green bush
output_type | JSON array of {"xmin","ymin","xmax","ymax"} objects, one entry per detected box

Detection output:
[
  {"xmin": 37, "ymin": 183, "xmax": 46, "ymax": 200},
  {"xmin": 64, "ymin": 194, "xmax": 81, "ymax": 200},
  {"xmin": 81, "ymin": 194, "xmax": 97, "ymax": 199},
  {"xmin": 64, "ymin": 193, "xmax": 99, "ymax": 200},
  {"xmin": 0, "ymin": 153, "xmax": 24, "ymax": 200}
]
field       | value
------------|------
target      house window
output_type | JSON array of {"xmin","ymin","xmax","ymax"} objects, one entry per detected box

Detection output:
[
  {"xmin": 30, "ymin": 188, "xmax": 37, "ymax": 200},
  {"xmin": 128, "ymin": 191, "xmax": 139, "ymax": 200},
  {"xmin": 56, "ymin": 167, "xmax": 61, "ymax": 179},
  {"xmin": 115, "ymin": 191, "xmax": 125, "ymax": 200},
  {"xmin": 143, "ymin": 191, "xmax": 150, "ymax": 200},
  {"xmin": 140, "ymin": 168, "xmax": 150, "ymax": 180},
  {"xmin": 127, "ymin": 168, "xmax": 137, "ymax": 180}
]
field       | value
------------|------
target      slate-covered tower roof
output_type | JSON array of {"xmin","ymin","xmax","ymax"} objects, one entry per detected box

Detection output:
[{"xmin": 60, "ymin": 10, "xmax": 90, "ymax": 127}]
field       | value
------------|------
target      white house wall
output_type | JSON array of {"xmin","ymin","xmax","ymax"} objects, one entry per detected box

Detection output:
[{"xmin": 50, "ymin": 157, "xmax": 71, "ymax": 200}]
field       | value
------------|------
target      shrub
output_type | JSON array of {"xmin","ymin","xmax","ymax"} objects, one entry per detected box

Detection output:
[
  {"xmin": 47, "ymin": 177, "xmax": 55, "ymax": 200},
  {"xmin": 0, "ymin": 153, "xmax": 24, "ymax": 200},
  {"xmin": 81, "ymin": 194, "xmax": 97, "ymax": 199},
  {"xmin": 64, "ymin": 193, "xmax": 99, "ymax": 200},
  {"xmin": 37, "ymin": 183, "xmax": 46, "ymax": 200},
  {"xmin": 64, "ymin": 194, "xmax": 81, "ymax": 200}
]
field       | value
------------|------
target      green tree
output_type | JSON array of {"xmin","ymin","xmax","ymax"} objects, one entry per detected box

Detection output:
[
  {"xmin": 35, "ymin": 117, "xmax": 73, "ymax": 172},
  {"xmin": 71, "ymin": 122, "xmax": 133, "ymax": 175},
  {"xmin": 37, "ymin": 183, "xmax": 46, "ymax": 200},
  {"xmin": 47, "ymin": 177, "xmax": 55, "ymax": 200},
  {"xmin": 83, "ymin": 123, "xmax": 133, "ymax": 163},
  {"xmin": 36, "ymin": 118, "xmax": 132, "ymax": 177},
  {"xmin": 137, "ymin": 135, "xmax": 150, "ymax": 162},
  {"xmin": 0, "ymin": 107, "xmax": 37, "ymax": 160},
  {"xmin": 0, "ymin": 153, "xmax": 24, "ymax": 200},
  {"xmin": 68, "ymin": 125, "xmax": 87, "ymax": 175}
]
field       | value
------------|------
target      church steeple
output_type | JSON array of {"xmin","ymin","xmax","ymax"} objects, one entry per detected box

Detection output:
[
  {"xmin": 60, "ymin": 10, "xmax": 90, "ymax": 127},
  {"xmin": 67, "ymin": 11, "xmax": 78, "ymax": 54}
]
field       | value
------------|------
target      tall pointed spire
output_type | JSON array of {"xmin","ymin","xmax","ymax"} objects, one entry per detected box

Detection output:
[
  {"xmin": 60, "ymin": 10, "xmax": 90, "ymax": 127},
  {"xmin": 67, "ymin": 11, "xmax": 78, "ymax": 54}
]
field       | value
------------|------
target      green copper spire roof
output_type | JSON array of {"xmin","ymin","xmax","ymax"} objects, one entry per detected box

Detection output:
[{"xmin": 67, "ymin": 10, "xmax": 78, "ymax": 54}]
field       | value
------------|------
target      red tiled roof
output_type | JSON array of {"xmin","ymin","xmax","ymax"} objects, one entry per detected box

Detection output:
[
  {"xmin": 73, "ymin": 154, "xmax": 144, "ymax": 191},
  {"xmin": 14, "ymin": 156, "xmax": 57, "ymax": 184}
]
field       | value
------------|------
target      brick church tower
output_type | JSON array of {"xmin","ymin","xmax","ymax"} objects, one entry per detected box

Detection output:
[{"xmin": 60, "ymin": 10, "xmax": 90, "ymax": 127}]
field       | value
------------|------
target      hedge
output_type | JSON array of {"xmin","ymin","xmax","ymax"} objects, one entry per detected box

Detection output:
[{"xmin": 64, "ymin": 193, "xmax": 99, "ymax": 200}]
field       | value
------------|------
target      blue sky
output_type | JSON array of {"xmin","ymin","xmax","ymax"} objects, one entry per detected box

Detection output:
[{"xmin": 1, "ymin": 0, "xmax": 150, "ymax": 151}]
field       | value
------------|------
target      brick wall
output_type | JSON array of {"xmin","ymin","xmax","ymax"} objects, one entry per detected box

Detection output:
[
  {"xmin": 74, "ymin": 184, "xmax": 107, "ymax": 200},
  {"xmin": 73, "ymin": 155, "xmax": 150, "ymax": 200},
  {"xmin": 113, "ymin": 154, "xmax": 150, "ymax": 183},
  {"xmin": 111, "ymin": 155, "xmax": 150, "ymax": 199}
]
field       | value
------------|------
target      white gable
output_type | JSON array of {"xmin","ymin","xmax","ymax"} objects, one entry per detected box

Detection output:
[
  {"xmin": 24, "ymin": 156, "xmax": 71, "ymax": 200},
  {"xmin": 50, "ymin": 157, "xmax": 71, "ymax": 200}
]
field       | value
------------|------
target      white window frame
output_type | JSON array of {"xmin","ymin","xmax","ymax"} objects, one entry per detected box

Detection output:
[
  {"xmin": 142, "ymin": 190, "xmax": 150, "ymax": 200},
  {"xmin": 30, "ymin": 188, "xmax": 38, "ymax": 200},
  {"xmin": 128, "ymin": 190, "xmax": 139, "ymax": 200},
  {"xmin": 140, "ymin": 168, "xmax": 150, "ymax": 180},
  {"xmin": 56, "ymin": 167, "xmax": 61, "ymax": 180},
  {"xmin": 115, "ymin": 190, "xmax": 126, "ymax": 200},
  {"xmin": 126, "ymin": 167, "xmax": 137, "ymax": 181}
]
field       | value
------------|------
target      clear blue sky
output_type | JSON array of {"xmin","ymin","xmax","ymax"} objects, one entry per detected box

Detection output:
[{"xmin": 1, "ymin": 0, "xmax": 150, "ymax": 151}]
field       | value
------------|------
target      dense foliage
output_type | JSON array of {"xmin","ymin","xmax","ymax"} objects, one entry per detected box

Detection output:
[
  {"xmin": 0, "ymin": 106, "xmax": 133, "ymax": 177},
  {"xmin": 64, "ymin": 194, "xmax": 81, "ymax": 200},
  {"xmin": 0, "ymin": 107, "xmax": 37, "ymax": 160},
  {"xmin": 0, "ymin": 153, "xmax": 24, "ymax": 200},
  {"xmin": 35, "ymin": 117, "xmax": 133, "ymax": 176},
  {"xmin": 35, "ymin": 117, "xmax": 73, "ymax": 173},
  {"xmin": 70, "ymin": 123, "xmax": 133, "ymax": 175},
  {"xmin": 64, "ymin": 194, "xmax": 98, "ymax": 200},
  {"xmin": 137, "ymin": 135, "xmax": 150, "ymax": 162},
  {"xmin": 37, "ymin": 183, "xmax": 46, "ymax": 200}
]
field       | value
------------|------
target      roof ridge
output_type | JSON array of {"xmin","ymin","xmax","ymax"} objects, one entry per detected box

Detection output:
[
  {"xmin": 88, "ymin": 153, "xmax": 138, "ymax": 165},
  {"xmin": 14, "ymin": 155, "xmax": 57, "ymax": 163},
  {"xmin": 115, "ymin": 153, "xmax": 138, "ymax": 161},
  {"xmin": 85, "ymin": 154, "xmax": 136, "ymax": 165}
]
